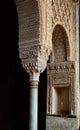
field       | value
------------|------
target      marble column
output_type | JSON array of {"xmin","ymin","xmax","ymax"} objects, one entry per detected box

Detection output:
[
  {"xmin": 19, "ymin": 44, "xmax": 51, "ymax": 130},
  {"xmin": 29, "ymin": 72, "xmax": 40, "ymax": 130}
]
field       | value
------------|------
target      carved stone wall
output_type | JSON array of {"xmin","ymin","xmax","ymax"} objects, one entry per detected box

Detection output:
[
  {"xmin": 47, "ymin": 0, "xmax": 79, "ymax": 60},
  {"xmin": 46, "ymin": 1, "xmax": 79, "ymax": 127},
  {"xmin": 47, "ymin": 61, "xmax": 76, "ymax": 115}
]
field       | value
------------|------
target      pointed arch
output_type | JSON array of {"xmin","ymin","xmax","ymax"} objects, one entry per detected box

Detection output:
[{"xmin": 50, "ymin": 24, "xmax": 70, "ymax": 62}]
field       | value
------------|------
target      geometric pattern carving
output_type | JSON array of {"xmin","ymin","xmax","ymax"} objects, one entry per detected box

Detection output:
[
  {"xmin": 19, "ymin": 44, "xmax": 51, "ymax": 73},
  {"xmin": 19, "ymin": 45, "xmax": 38, "ymax": 59},
  {"xmin": 47, "ymin": 61, "xmax": 75, "ymax": 73},
  {"xmin": 51, "ymin": 0, "xmax": 72, "ymax": 33}
]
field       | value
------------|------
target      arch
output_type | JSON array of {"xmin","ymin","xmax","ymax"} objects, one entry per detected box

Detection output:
[{"xmin": 50, "ymin": 24, "xmax": 70, "ymax": 62}]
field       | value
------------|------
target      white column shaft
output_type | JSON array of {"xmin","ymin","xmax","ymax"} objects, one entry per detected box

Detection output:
[
  {"xmin": 29, "ymin": 72, "xmax": 39, "ymax": 130},
  {"xmin": 29, "ymin": 88, "xmax": 38, "ymax": 130}
]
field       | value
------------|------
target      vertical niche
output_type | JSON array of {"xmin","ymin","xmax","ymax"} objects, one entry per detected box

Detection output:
[{"xmin": 49, "ymin": 25, "xmax": 70, "ymax": 116}]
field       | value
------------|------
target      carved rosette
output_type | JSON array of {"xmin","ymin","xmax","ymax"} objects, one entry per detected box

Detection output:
[{"xmin": 19, "ymin": 44, "xmax": 51, "ymax": 74}]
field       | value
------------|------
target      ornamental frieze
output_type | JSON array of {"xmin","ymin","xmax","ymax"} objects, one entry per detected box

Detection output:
[{"xmin": 47, "ymin": 61, "xmax": 75, "ymax": 73}]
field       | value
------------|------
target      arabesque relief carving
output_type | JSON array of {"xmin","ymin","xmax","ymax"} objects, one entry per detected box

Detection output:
[
  {"xmin": 19, "ymin": 44, "xmax": 51, "ymax": 73},
  {"xmin": 51, "ymin": 0, "xmax": 72, "ymax": 33}
]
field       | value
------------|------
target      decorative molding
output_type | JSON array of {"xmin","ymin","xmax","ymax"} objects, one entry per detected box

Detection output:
[
  {"xmin": 47, "ymin": 61, "xmax": 75, "ymax": 73},
  {"xmin": 30, "ymin": 81, "xmax": 39, "ymax": 88},
  {"xmin": 22, "ymin": 61, "xmax": 38, "ymax": 73},
  {"xmin": 22, "ymin": 59, "xmax": 47, "ymax": 73},
  {"xmin": 19, "ymin": 39, "xmax": 39, "ymax": 45},
  {"xmin": 70, "ymin": 76, "xmax": 76, "ymax": 115},
  {"xmin": 52, "ymin": 78, "xmax": 70, "ymax": 85}
]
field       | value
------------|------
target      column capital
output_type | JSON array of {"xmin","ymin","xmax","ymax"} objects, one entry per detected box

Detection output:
[{"xmin": 19, "ymin": 44, "xmax": 51, "ymax": 74}]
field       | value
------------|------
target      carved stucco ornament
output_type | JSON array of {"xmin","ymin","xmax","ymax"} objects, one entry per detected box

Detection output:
[
  {"xmin": 47, "ymin": 61, "xmax": 75, "ymax": 73},
  {"xmin": 51, "ymin": 0, "xmax": 72, "ymax": 34},
  {"xmin": 19, "ymin": 44, "xmax": 51, "ymax": 74}
]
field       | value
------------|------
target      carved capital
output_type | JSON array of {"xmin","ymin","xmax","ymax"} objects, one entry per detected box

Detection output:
[
  {"xmin": 29, "ymin": 72, "xmax": 40, "ymax": 88},
  {"xmin": 19, "ymin": 44, "xmax": 51, "ymax": 74}
]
